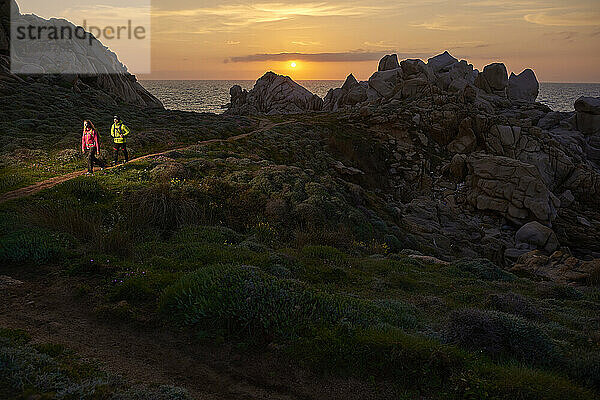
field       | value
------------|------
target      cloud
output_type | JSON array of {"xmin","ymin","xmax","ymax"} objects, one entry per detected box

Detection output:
[
  {"xmin": 292, "ymin": 41, "xmax": 322, "ymax": 46},
  {"xmin": 224, "ymin": 50, "xmax": 413, "ymax": 63},
  {"xmin": 524, "ymin": 11, "xmax": 600, "ymax": 27},
  {"xmin": 411, "ymin": 16, "xmax": 471, "ymax": 31},
  {"xmin": 543, "ymin": 31, "xmax": 579, "ymax": 42},
  {"xmin": 447, "ymin": 42, "xmax": 490, "ymax": 50},
  {"xmin": 363, "ymin": 41, "xmax": 395, "ymax": 48},
  {"xmin": 153, "ymin": 2, "xmax": 388, "ymax": 27}
]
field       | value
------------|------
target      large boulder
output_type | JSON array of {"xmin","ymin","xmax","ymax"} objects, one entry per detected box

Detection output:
[
  {"xmin": 515, "ymin": 221, "xmax": 559, "ymax": 253},
  {"xmin": 444, "ymin": 60, "xmax": 477, "ymax": 92},
  {"xmin": 447, "ymin": 118, "xmax": 477, "ymax": 154},
  {"xmin": 368, "ymin": 68, "xmax": 403, "ymax": 99},
  {"xmin": 575, "ymin": 96, "xmax": 600, "ymax": 115},
  {"xmin": 226, "ymin": 71, "xmax": 323, "ymax": 115},
  {"xmin": 427, "ymin": 51, "xmax": 458, "ymax": 73},
  {"xmin": 475, "ymin": 63, "xmax": 508, "ymax": 96},
  {"xmin": 378, "ymin": 54, "xmax": 400, "ymax": 71},
  {"xmin": 400, "ymin": 59, "xmax": 435, "ymax": 81},
  {"xmin": 465, "ymin": 153, "xmax": 560, "ymax": 226},
  {"xmin": 575, "ymin": 96, "xmax": 600, "ymax": 135},
  {"xmin": 323, "ymin": 73, "xmax": 367, "ymax": 111},
  {"xmin": 507, "ymin": 69, "xmax": 539, "ymax": 102},
  {"xmin": 3, "ymin": 5, "xmax": 163, "ymax": 108}
]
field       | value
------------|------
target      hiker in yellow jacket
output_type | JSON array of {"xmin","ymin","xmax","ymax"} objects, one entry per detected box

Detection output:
[{"xmin": 111, "ymin": 115, "xmax": 130, "ymax": 164}]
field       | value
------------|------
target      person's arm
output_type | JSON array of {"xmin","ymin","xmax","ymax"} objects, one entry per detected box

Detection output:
[
  {"xmin": 111, "ymin": 124, "xmax": 116, "ymax": 138},
  {"xmin": 122, "ymin": 124, "xmax": 130, "ymax": 136},
  {"xmin": 82, "ymin": 132, "xmax": 85, "ymax": 152},
  {"xmin": 94, "ymin": 130, "xmax": 100, "ymax": 151}
]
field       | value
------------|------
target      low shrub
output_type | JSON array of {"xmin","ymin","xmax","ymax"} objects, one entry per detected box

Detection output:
[
  {"xmin": 459, "ymin": 363, "xmax": 597, "ymax": 400},
  {"xmin": 112, "ymin": 385, "xmax": 193, "ymax": 400},
  {"xmin": 451, "ymin": 259, "xmax": 515, "ymax": 281},
  {"xmin": 383, "ymin": 234, "xmax": 403, "ymax": 253},
  {"xmin": 444, "ymin": 308, "xmax": 555, "ymax": 365},
  {"xmin": 30, "ymin": 204, "xmax": 103, "ymax": 244},
  {"xmin": 300, "ymin": 245, "xmax": 347, "ymax": 265},
  {"xmin": 563, "ymin": 350, "xmax": 600, "ymax": 390},
  {"xmin": 123, "ymin": 184, "xmax": 200, "ymax": 232},
  {"xmin": 0, "ymin": 331, "xmax": 193, "ymax": 399},
  {"xmin": 251, "ymin": 221, "xmax": 278, "ymax": 246},
  {"xmin": 290, "ymin": 326, "xmax": 465, "ymax": 391},
  {"xmin": 159, "ymin": 264, "xmax": 419, "ymax": 342},
  {"xmin": 484, "ymin": 292, "xmax": 543, "ymax": 321},
  {"xmin": 0, "ymin": 328, "xmax": 31, "ymax": 345},
  {"xmin": 57, "ymin": 178, "xmax": 110, "ymax": 202},
  {"xmin": 171, "ymin": 225, "xmax": 243, "ymax": 245},
  {"xmin": 537, "ymin": 283, "xmax": 583, "ymax": 300},
  {"xmin": 109, "ymin": 270, "xmax": 179, "ymax": 305},
  {"xmin": 588, "ymin": 265, "xmax": 600, "ymax": 286},
  {"xmin": 0, "ymin": 229, "xmax": 66, "ymax": 266}
]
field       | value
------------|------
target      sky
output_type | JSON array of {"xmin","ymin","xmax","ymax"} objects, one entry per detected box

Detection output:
[{"xmin": 17, "ymin": 0, "xmax": 600, "ymax": 82}]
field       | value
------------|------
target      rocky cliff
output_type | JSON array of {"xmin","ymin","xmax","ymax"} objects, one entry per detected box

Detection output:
[
  {"xmin": 0, "ymin": 0, "xmax": 162, "ymax": 108},
  {"xmin": 226, "ymin": 71, "xmax": 323, "ymax": 115},
  {"xmin": 227, "ymin": 51, "xmax": 600, "ymax": 285}
]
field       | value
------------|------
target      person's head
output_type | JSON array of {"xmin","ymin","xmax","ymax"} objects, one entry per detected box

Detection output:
[
  {"xmin": 84, "ymin": 120, "xmax": 95, "ymax": 131},
  {"xmin": 113, "ymin": 115, "xmax": 120, "ymax": 124}
]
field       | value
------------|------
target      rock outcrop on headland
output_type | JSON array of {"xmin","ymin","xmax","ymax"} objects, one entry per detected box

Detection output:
[
  {"xmin": 226, "ymin": 51, "xmax": 600, "ymax": 282},
  {"xmin": 0, "ymin": 0, "xmax": 163, "ymax": 108},
  {"xmin": 323, "ymin": 74, "xmax": 367, "ymax": 111},
  {"xmin": 507, "ymin": 69, "xmax": 539, "ymax": 102},
  {"xmin": 226, "ymin": 71, "xmax": 322, "ymax": 115}
]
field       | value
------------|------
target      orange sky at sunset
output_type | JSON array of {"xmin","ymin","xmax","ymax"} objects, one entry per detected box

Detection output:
[{"xmin": 20, "ymin": 0, "xmax": 600, "ymax": 82}]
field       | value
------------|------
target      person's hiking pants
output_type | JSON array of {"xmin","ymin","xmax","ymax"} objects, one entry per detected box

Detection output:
[
  {"xmin": 113, "ymin": 143, "xmax": 128, "ymax": 163},
  {"xmin": 87, "ymin": 147, "xmax": 105, "ymax": 173}
]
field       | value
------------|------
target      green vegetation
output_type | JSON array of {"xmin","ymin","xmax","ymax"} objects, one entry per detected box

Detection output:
[
  {"xmin": 0, "ymin": 328, "xmax": 192, "ymax": 400},
  {"xmin": 1, "ymin": 110, "xmax": 599, "ymax": 399},
  {"xmin": 0, "ymin": 79, "xmax": 254, "ymax": 194}
]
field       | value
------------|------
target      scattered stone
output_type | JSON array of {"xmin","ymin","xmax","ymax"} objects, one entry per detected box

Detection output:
[
  {"xmin": 511, "ymin": 250, "xmax": 600, "ymax": 285},
  {"xmin": 408, "ymin": 254, "xmax": 450, "ymax": 265},
  {"xmin": 515, "ymin": 222, "xmax": 559, "ymax": 253},
  {"xmin": 0, "ymin": 275, "xmax": 23, "ymax": 289},
  {"xmin": 577, "ymin": 216, "xmax": 592, "ymax": 227},
  {"xmin": 559, "ymin": 190, "xmax": 575, "ymax": 208}
]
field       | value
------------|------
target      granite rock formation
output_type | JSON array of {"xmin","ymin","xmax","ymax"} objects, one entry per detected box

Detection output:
[
  {"xmin": 0, "ymin": 0, "xmax": 162, "ymax": 108},
  {"xmin": 226, "ymin": 72, "xmax": 323, "ymax": 115},
  {"xmin": 507, "ymin": 69, "xmax": 539, "ymax": 102},
  {"xmin": 226, "ymin": 51, "xmax": 600, "ymax": 273}
]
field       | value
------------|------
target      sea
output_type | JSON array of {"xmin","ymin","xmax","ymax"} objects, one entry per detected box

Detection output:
[{"xmin": 140, "ymin": 80, "xmax": 600, "ymax": 115}]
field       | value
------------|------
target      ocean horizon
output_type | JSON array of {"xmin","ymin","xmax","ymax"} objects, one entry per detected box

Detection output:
[{"xmin": 140, "ymin": 80, "xmax": 600, "ymax": 115}]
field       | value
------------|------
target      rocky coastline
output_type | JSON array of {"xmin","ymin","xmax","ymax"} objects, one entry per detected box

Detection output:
[{"xmin": 225, "ymin": 51, "xmax": 600, "ymax": 285}]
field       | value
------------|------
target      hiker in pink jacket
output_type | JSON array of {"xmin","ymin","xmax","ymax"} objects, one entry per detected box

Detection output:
[{"xmin": 81, "ymin": 120, "xmax": 106, "ymax": 175}]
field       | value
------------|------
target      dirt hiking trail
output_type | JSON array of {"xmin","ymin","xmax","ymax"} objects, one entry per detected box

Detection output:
[{"xmin": 0, "ymin": 120, "xmax": 291, "ymax": 205}]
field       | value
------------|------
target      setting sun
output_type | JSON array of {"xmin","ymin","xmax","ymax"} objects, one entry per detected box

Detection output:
[{"xmin": 290, "ymin": 62, "xmax": 297, "ymax": 68}]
